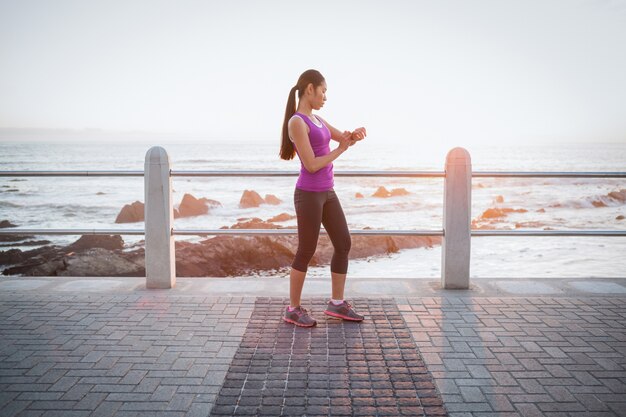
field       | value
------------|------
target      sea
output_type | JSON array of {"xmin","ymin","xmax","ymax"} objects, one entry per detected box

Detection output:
[{"xmin": 1, "ymin": 139, "xmax": 625, "ymax": 279}]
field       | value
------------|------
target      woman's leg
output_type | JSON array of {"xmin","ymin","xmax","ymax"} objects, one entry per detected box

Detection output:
[
  {"xmin": 330, "ymin": 271, "xmax": 346, "ymax": 301},
  {"xmin": 320, "ymin": 190, "xmax": 364, "ymax": 322},
  {"xmin": 289, "ymin": 267, "xmax": 307, "ymax": 308},
  {"xmin": 321, "ymin": 190, "xmax": 351, "ymax": 300},
  {"xmin": 290, "ymin": 188, "xmax": 324, "ymax": 307}
]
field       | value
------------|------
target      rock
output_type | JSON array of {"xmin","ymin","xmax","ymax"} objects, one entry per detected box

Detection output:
[
  {"xmin": 494, "ymin": 195, "xmax": 504, "ymax": 204},
  {"xmin": 177, "ymin": 193, "xmax": 221, "ymax": 217},
  {"xmin": 170, "ymin": 215, "xmax": 444, "ymax": 277},
  {"xmin": 479, "ymin": 207, "xmax": 528, "ymax": 219},
  {"xmin": 96, "ymin": 192, "xmax": 105, "ymax": 195},
  {"xmin": 5, "ymin": 258, "xmax": 66, "ymax": 276},
  {"xmin": 355, "ymin": 193, "xmax": 364, "ymax": 199},
  {"xmin": 230, "ymin": 218, "xmax": 283, "ymax": 230},
  {"xmin": 390, "ymin": 188, "xmax": 410, "ymax": 196},
  {"xmin": 2, "ymin": 245, "xmax": 144, "ymax": 277},
  {"xmin": 268, "ymin": 213, "xmax": 296, "ymax": 222},
  {"xmin": 0, "ymin": 234, "xmax": 36, "ymax": 243},
  {"xmin": 372, "ymin": 186, "xmax": 391, "ymax": 198},
  {"xmin": 0, "ymin": 249, "xmax": 26, "ymax": 265},
  {"xmin": 115, "ymin": 201, "xmax": 144, "ymax": 223},
  {"xmin": 617, "ymin": 215, "xmax": 625, "ymax": 220},
  {"xmin": 0, "ymin": 221, "xmax": 36, "ymax": 243},
  {"xmin": 65, "ymin": 235, "xmax": 124, "ymax": 253},
  {"xmin": 591, "ymin": 200, "xmax": 607, "ymax": 207},
  {"xmin": 0, "ymin": 220, "xmax": 18, "ymax": 228},
  {"xmin": 2, "ymin": 218, "xmax": 444, "ymax": 278},
  {"xmin": 1, "ymin": 244, "xmax": 65, "ymax": 274},
  {"xmin": 175, "ymin": 237, "xmax": 295, "ymax": 277},
  {"xmin": 536, "ymin": 208, "xmax": 546, "ymax": 213},
  {"xmin": 372, "ymin": 187, "xmax": 409, "ymax": 198},
  {"xmin": 200, "ymin": 197, "xmax": 222, "ymax": 208},
  {"xmin": 608, "ymin": 189, "xmax": 626, "ymax": 202},
  {"xmin": 172, "ymin": 227, "xmax": 442, "ymax": 277},
  {"xmin": 0, "ymin": 239, "xmax": 51, "ymax": 248},
  {"xmin": 308, "ymin": 233, "xmax": 441, "ymax": 266},
  {"xmin": 240, "ymin": 190, "xmax": 265, "ymax": 208},
  {"xmin": 57, "ymin": 248, "xmax": 144, "ymax": 277},
  {"xmin": 265, "ymin": 194, "xmax": 282, "ymax": 205}
]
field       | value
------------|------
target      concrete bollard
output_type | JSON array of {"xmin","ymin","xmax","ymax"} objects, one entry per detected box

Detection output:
[
  {"xmin": 442, "ymin": 147, "xmax": 472, "ymax": 289},
  {"xmin": 144, "ymin": 146, "xmax": 176, "ymax": 289}
]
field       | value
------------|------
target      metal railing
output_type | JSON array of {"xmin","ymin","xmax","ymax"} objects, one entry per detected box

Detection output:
[
  {"xmin": 2, "ymin": 170, "xmax": 624, "ymax": 238},
  {"xmin": 1, "ymin": 147, "xmax": 625, "ymax": 289}
]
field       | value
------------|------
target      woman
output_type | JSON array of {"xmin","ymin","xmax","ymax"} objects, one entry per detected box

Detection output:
[{"xmin": 279, "ymin": 69, "xmax": 367, "ymax": 327}]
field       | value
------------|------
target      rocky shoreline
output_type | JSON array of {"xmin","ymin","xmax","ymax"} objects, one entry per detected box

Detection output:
[
  {"xmin": 0, "ymin": 218, "xmax": 440, "ymax": 277},
  {"xmin": 0, "ymin": 190, "xmax": 441, "ymax": 277},
  {"xmin": 3, "ymin": 187, "xmax": 624, "ymax": 277}
]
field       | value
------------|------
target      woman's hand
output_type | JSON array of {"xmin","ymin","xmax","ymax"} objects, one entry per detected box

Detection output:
[
  {"xmin": 351, "ymin": 127, "xmax": 367, "ymax": 141},
  {"xmin": 337, "ymin": 131, "xmax": 355, "ymax": 152},
  {"xmin": 338, "ymin": 139, "xmax": 352, "ymax": 152},
  {"xmin": 342, "ymin": 131, "xmax": 357, "ymax": 147}
]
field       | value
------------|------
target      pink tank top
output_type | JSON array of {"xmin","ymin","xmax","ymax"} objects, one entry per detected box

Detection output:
[{"xmin": 291, "ymin": 112, "xmax": 334, "ymax": 192}]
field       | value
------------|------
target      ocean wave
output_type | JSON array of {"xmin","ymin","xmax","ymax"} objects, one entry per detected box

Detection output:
[
  {"xmin": 550, "ymin": 189, "xmax": 626, "ymax": 209},
  {"xmin": 0, "ymin": 201, "xmax": 118, "ymax": 213}
]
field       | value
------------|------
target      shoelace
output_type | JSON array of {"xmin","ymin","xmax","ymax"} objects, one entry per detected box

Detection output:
[
  {"xmin": 337, "ymin": 301, "xmax": 352, "ymax": 310},
  {"xmin": 294, "ymin": 307, "xmax": 309, "ymax": 317}
]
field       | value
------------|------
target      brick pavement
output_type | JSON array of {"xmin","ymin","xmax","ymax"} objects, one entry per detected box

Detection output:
[
  {"xmin": 1, "ymin": 278, "xmax": 625, "ymax": 416},
  {"xmin": 0, "ymin": 292, "xmax": 254, "ymax": 417},
  {"xmin": 397, "ymin": 296, "xmax": 626, "ymax": 417},
  {"xmin": 209, "ymin": 297, "xmax": 446, "ymax": 417}
]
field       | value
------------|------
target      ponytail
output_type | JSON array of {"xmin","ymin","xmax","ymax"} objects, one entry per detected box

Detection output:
[
  {"xmin": 279, "ymin": 69, "xmax": 325, "ymax": 160},
  {"xmin": 279, "ymin": 86, "xmax": 299, "ymax": 160}
]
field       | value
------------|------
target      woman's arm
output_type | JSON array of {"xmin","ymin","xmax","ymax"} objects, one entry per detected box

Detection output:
[
  {"xmin": 289, "ymin": 116, "xmax": 350, "ymax": 174},
  {"xmin": 317, "ymin": 116, "xmax": 367, "ymax": 143},
  {"xmin": 317, "ymin": 116, "xmax": 349, "ymax": 142}
]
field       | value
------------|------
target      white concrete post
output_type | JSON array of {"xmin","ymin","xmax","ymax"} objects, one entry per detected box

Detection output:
[
  {"xmin": 144, "ymin": 146, "xmax": 176, "ymax": 289},
  {"xmin": 442, "ymin": 147, "xmax": 471, "ymax": 289}
]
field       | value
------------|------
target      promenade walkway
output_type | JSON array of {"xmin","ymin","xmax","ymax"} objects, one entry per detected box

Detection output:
[{"xmin": 1, "ymin": 276, "xmax": 625, "ymax": 417}]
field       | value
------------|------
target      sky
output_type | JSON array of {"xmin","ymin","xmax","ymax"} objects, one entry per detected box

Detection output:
[{"xmin": 1, "ymin": 0, "xmax": 625, "ymax": 146}]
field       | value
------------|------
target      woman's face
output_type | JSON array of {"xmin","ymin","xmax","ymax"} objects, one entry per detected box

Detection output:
[{"xmin": 308, "ymin": 81, "xmax": 327, "ymax": 110}]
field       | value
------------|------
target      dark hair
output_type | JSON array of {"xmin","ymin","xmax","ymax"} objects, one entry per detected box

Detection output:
[{"xmin": 279, "ymin": 69, "xmax": 326, "ymax": 160}]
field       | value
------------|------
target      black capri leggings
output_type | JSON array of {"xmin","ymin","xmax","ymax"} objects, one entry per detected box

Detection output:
[{"xmin": 292, "ymin": 187, "xmax": 352, "ymax": 274}]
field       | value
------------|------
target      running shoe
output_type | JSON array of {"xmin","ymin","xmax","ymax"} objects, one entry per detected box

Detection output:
[
  {"xmin": 324, "ymin": 300, "xmax": 364, "ymax": 321},
  {"xmin": 283, "ymin": 306, "xmax": 317, "ymax": 327}
]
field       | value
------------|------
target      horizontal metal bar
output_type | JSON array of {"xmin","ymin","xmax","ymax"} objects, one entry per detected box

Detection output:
[
  {"xmin": 2, "ymin": 170, "xmax": 625, "ymax": 178},
  {"xmin": 472, "ymin": 171, "xmax": 626, "ymax": 178},
  {"xmin": 170, "ymin": 170, "xmax": 446, "ymax": 178},
  {"xmin": 472, "ymin": 230, "xmax": 626, "ymax": 237},
  {"xmin": 0, "ymin": 171, "xmax": 143, "ymax": 177},
  {"xmin": 0, "ymin": 228, "xmax": 442, "ymax": 237},
  {"xmin": 1, "ymin": 229, "xmax": 625, "ymax": 237},
  {"xmin": 173, "ymin": 229, "xmax": 444, "ymax": 236},
  {"xmin": 0, "ymin": 229, "xmax": 145, "ymax": 235}
]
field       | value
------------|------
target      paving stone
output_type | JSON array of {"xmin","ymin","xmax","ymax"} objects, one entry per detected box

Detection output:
[
  {"xmin": 0, "ymin": 293, "xmax": 246, "ymax": 417},
  {"xmin": 3, "ymin": 288, "xmax": 626, "ymax": 417},
  {"xmin": 403, "ymin": 296, "xmax": 626, "ymax": 417},
  {"xmin": 209, "ymin": 297, "xmax": 447, "ymax": 416}
]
